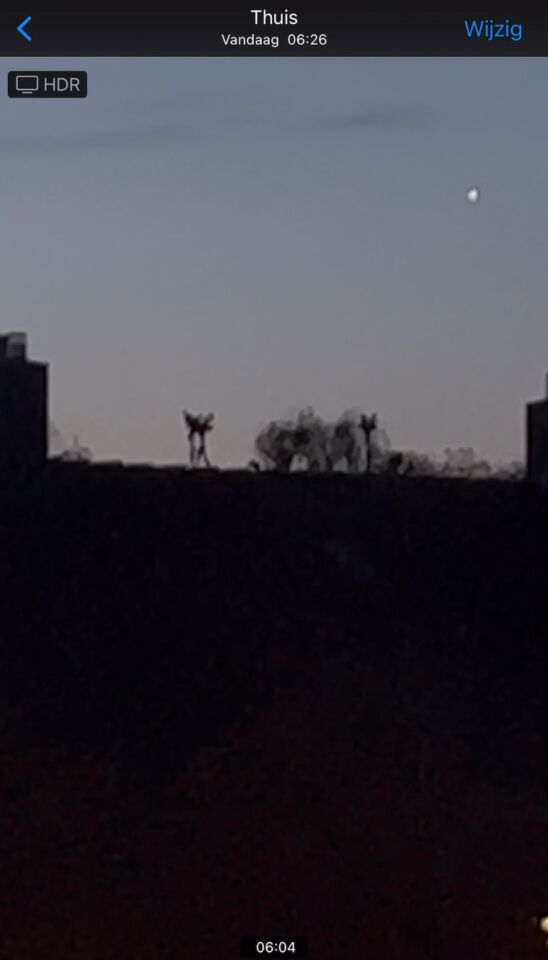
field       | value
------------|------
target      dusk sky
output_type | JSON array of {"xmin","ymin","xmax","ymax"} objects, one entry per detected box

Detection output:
[{"xmin": 2, "ymin": 56, "xmax": 547, "ymax": 465}]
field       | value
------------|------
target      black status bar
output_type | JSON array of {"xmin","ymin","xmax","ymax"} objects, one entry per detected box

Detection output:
[{"xmin": 0, "ymin": 8, "xmax": 546, "ymax": 57}]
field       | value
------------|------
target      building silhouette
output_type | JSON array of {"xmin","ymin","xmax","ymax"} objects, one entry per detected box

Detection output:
[
  {"xmin": 0, "ymin": 332, "xmax": 48, "ymax": 469},
  {"xmin": 526, "ymin": 374, "xmax": 548, "ymax": 484}
]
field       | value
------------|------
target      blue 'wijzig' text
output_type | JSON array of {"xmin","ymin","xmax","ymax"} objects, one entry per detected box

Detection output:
[{"xmin": 464, "ymin": 19, "xmax": 523, "ymax": 41}]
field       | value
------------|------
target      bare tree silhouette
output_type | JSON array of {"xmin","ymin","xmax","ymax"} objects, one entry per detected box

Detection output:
[
  {"xmin": 254, "ymin": 409, "xmax": 524, "ymax": 481},
  {"xmin": 49, "ymin": 421, "xmax": 93, "ymax": 462},
  {"xmin": 255, "ymin": 408, "xmax": 388, "ymax": 473},
  {"xmin": 255, "ymin": 408, "xmax": 330, "ymax": 472},
  {"xmin": 329, "ymin": 411, "xmax": 364, "ymax": 473},
  {"xmin": 183, "ymin": 411, "xmax": 214, "ymax": 468},
  {"xmin": 59, "ymin": 436, "xmax": 93, "ymax": 462}
]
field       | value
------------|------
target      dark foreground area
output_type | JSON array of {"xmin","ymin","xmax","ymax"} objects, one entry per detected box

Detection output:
[{"xmin": 0, "ymin": 464, "xmax": 547, "ymax": 958}]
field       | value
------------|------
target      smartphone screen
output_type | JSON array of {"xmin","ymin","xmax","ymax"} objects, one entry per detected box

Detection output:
[{"xmin": 1, "ymin": 8, "xmax": 546, "ymax": 960}]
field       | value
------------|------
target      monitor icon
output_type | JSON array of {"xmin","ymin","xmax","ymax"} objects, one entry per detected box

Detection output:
[{"xmin": 15, "ymin": 74, "xmax": 39, "ymax": 95}]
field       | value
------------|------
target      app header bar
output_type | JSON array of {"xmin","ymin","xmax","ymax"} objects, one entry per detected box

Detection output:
[{"xmin": 0, "ymin": 8, "xmax": 543, "ymax": 57}]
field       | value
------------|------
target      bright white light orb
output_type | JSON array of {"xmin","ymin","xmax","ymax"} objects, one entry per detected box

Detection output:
[
  {"xmin": 539, "ymin": 916, "xmax": 548, "ymax": 933},
  {"xmin": 466, "ymin": 186, "xmax": 480, "ymax": 204}
]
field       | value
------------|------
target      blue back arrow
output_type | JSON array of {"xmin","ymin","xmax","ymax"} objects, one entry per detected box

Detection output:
[{"xmin": 17, "ymin": 16, "xmax": 32, "ymax": 41}]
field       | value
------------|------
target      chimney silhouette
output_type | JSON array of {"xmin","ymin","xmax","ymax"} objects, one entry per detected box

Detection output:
[{"xmin": 0, "ymin": 332, "xmax": 48, "ymax": 470}]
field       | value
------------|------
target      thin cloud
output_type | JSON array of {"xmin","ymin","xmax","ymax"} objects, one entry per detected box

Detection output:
[
  {"xmin": 126, "ymin": 91, "xmax": 204, "ymax": 112},
  {"xmin": 0, "ymin": 102, "xmax": 439, "ymax": 156},
  {"xmin": 0, "ymin": 123, "xmax": 191, "ymax": 154},
  {"xmin": 132, "ymin": 95, "xmax": 440, "ymax": 135},
  {"xmin": 302, "ymin": 103, "xmax": 441, "ymax": 134}
]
